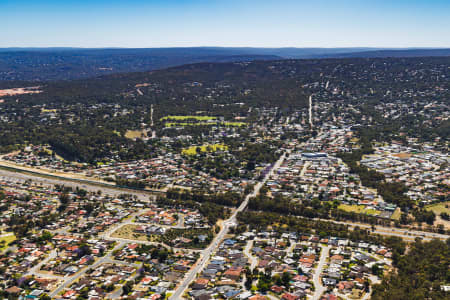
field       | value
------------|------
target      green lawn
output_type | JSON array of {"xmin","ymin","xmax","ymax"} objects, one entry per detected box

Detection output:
[
  {"xmin": 165, "ymin": 122, "xmax": 214, "ymax": 127},
  {"xmin": 425, "ymin": 201, "xmax": 450, "ymax": 215},
  {"xmin": 165, "ymin": 121, "xmax": 246, "ymax": 128},
  {"xmin": 182, "ymin": 144, "xmax": 228, "ymax": 155},
  {"xmin": 223, "ymin": 122, "xmax": 246, "ymax": 127},
  {"xmin": 338, "ymin": 204, "xmax": 380, "ymax": 216},
  {"xmin": 160, "ymin": 115, "xmax": 217, "ymax": 121},
  {"xmin": 0, "ymin": 233, "xmax": 16, "ymax": 251},
  {"xmin": 391, "ymin": 208, "xmax": 402, "ymax": 220}
]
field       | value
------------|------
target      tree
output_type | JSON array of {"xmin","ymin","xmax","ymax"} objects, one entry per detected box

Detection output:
[
  {"xmin": 372, "ymin": 239, "xmax": 449, "ymax": 300},
  {"xmin": 58, "ymin": 192, "xmax": 70, "ymax": 212},
  {"xmin": 371, "ymin": 264, "xmax": 382, "ymax": 276},
  {"xmin": 282, "ymin": 271, "xmax": 292, "ymax": 286},
  {"xmin": 122, "ymin": 280, "xmax": 134, "ymax": 295},
  {"xmin": 245, "ymin": 276, "xmax": 253, "ymax": 290}
]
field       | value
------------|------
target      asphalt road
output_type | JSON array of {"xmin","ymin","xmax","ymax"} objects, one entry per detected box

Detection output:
[
  {"xmin": 169, "ymin": 151, "xmax": 289, "ymax": 300},
  {"xmin": 101, "ymin": 210, "xmax": 201, "ymax": 252},
  {"xmin": 107, "ymin": 260, "xmax": 143, "ymax": 299},
  {"xmin": 26, "ymin": 249, "xmax": 60, "ymax": 280},
  {"xmin": 49, "ymin": 241, "xmax": 126, "ymax": 297},
  {"xmin": 2, "ymin": 150, "xmax": 448, "ymax": 298},
  {"xmin": 312, "ymin": 245, "xmax": 329, "ymax": 300},
  {"xmin": 0, "ymin": 168, "xmax": 156, "ymax": 201},
  {"xmin": 243, "ymin": 240, "xmax": 257, "ymax": 270},
  {"xmin": 317, "ymin": 218, "xmax": 449, "ymax": 242}
]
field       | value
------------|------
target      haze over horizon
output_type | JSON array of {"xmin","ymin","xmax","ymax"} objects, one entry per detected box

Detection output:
[{"xmin": 2, "ymin": 0, "xmax": 450, "ymax": 48}]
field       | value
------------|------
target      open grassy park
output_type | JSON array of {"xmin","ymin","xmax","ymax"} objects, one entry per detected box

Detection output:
[
  {"xmin": 111, "ymin": 224, "xmax": 161, "ymax": 242},
  {"xmin": 161, "ymin": 115, "xmax": 246, "ymax": 127},
  {"xmin": 165, "ymin": 121, "xmax": 246, "ymax": 127},
  {"xmin": 160, "ymin": 115, "xmax": 217, "ymax": 121},
  {"xmin": 0, "ymin": 233, "xmax": 16, "ymax": 251},
  {"xmin": 338, "ymin": 204, "xmax": 380, "ymax": 216},
  {"xmin": 391, "ymin": 208, "xmax": 402, "ymax": 220},
  {"xmin": 425, "ymin": 201, "xmax": 450, "ymax": 215},
  {"xmin": 182, "ymin": 144, "xmax": 228, "ymax": 155}
]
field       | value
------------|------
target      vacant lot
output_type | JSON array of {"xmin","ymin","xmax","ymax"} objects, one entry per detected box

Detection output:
[
  {"xmin": 392, "ymin": 153, "xmax": 413, "ymax": 159},
  {"xmin": 338, "ymin": 204, "xmax": 380, "ymax": 216},
  {"xmin": 111, "ymin": 224, "xmax": 160, "ymax": 242},
  {"xmin": 125, "ymin": 130, "xmax": 147, "ymax": 139}
]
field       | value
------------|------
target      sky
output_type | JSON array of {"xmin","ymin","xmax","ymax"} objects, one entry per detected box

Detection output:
[{"xmin": 1, "ymin": 0, "xmax": 450, "ymax": 48}]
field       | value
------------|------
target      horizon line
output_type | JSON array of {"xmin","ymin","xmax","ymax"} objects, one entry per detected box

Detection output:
[{"xmin": 1, "ymin": 46, "xmax": 450, "ymax": 50}]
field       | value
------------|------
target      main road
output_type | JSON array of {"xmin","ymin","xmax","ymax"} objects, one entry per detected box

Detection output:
[
  {"xmin": 312, "ymin": 218, "xmax": 449, "ymax": 242},
  {"xmin": 169, "ymin": 150, "xmax": 289, "ymax": 300},
  {"xmin": 3, "ymin": 153, "xmax": 444, "ymax": 242},
  {"xmin": 0, "ymin": 167, "xmax": 159, "ymax": 201}
]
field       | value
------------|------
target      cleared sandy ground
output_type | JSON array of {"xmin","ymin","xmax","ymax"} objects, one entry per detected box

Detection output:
[{"xmin": 0, "ymin": 86, "xmax": 42, "ymax": 97}]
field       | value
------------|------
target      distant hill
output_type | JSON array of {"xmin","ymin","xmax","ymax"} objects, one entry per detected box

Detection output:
[
  {"xmin": 319, "ymin": 48, "xmax": 450, "ymax": 58},
  {"xmin": 0, "ymin": 48, "xmax": 282, "ymax": 81},
  {"xmin": 0, "ymin": 47, "xmax": 448, "ymax": 81}
]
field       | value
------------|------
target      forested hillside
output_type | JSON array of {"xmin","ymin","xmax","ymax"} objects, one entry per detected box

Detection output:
[
  {"xmin": 1, "ymin": 47, "xmax": 449, "ymax": 81},
  {"xmin": 0, "ymin": 56, "xmax": 448, "ymax": 163}
]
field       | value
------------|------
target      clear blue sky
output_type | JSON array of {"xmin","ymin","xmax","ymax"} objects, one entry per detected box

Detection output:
[{"xmin": 1, "ymin": 0, "xmax": 449, "ymax": 48}]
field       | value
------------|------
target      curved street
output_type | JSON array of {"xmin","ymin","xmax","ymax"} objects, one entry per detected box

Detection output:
[{"xmin": 312, "ymin": 245, "xmax": 329, "ymax": 300}]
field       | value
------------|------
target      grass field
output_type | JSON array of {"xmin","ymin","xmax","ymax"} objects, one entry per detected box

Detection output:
[
  {"xmin": 338, "ymin": 204, "xmax": 380, "ymax": 216},
  {"xmin": 425, "ymin": 201, "xmax": 450, "ymax": 215},
  {"xmin": 41, "ymin": 108, "xmax": 57, "ymax": 113},
  {"xmin": 0, "ymin": 233, "xmax": 16, "ymax": 251},
  {"xmin": 165, "ymin": 121, "xmax": 246, "ymax": 127},
  {"xmin": 182, "ymin": 144, "xmax": 228, "ymax": 155},
  {"xmin": 160, "ymin": 115, "xmax": 217, "ymax": 121},
  {"xmin": 223, "ymin": 122, "xmax": 246, "ymax": 127},
  {"xmin": 391, "ymin": 207, "xmax": 402, "ymax": 220},
  {"xmin": 165, "ymin": 122, "xmax": 214, "ymax": 127},
  {"xmin": 111, "ymin": 224, "xmax": 160, "ymax": 242}
]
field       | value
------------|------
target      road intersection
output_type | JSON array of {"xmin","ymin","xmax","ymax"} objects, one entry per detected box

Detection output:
[
  {"xmin": 169, "ymin": 150, "xmax": 289, "ymax": 300},
  {"xmin": 1, "ymin": 149, "xmax": 448, "ymax": 299}
]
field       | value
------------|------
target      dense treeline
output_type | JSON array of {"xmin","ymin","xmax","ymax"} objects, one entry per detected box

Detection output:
[
  {"xmin": 248, "ymin": 188, "xmax": 393, "ymax": 226},
  {"xmin": 0, "ymin": 119, "xmax": 155, "ymax": 163},
  {"xmin": 156, "ymin": 196, "xmax": 230, "ymax": 224},
  {"xmin": 186, "ymin": 141, "xmax": 279, "ymax": 180},
  {"xmin": 231, "ymin": 142, "xmax": 280, "ymax": 169},
  {"xmin": 162, "ymin": 228, "xmax": 213, "ymax": 249},
  {"xmin": 166, "ymin": 188, "xmax": 243, "ymax": 207},
  {"xmin": 411, "ymin": 208, "xmax": 436, "ymax": 225},
  {"xmin": 114, "ymin": 178, "xmax": 147, "ymax": 189},
  {"xmin": 372, "ymin": 239, "xmax": 450, "ymax": 300},
  {"xmin": 338, "ymin": 148, "xmax": 414, "ymax": 209},
  {"xmin": 237, "ymin": 211, "xmax": 406, "ymax": 257},
  {"xmin": 249, "ymin": 193, "xmax": 327, "ymax": 218}
]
